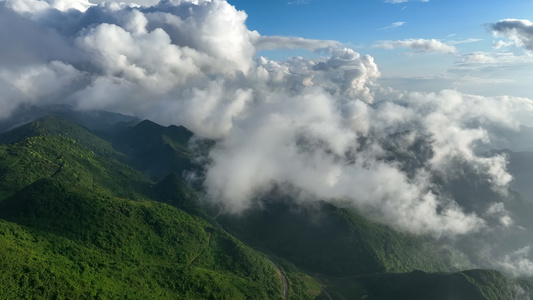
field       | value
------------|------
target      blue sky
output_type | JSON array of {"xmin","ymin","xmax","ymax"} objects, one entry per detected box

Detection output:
[
  {"xmin": 227, "ymin": 0, "xmax": 533, "ymax": 97},
  {"xmin": 227, "ymin": 0, "xmax": 531, "ymax": 44}
]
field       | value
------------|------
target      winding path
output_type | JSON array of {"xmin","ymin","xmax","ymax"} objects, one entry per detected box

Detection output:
[
  {"xmin": 268, "ymin": 259, "xmax": 288, "ymax": 300},
  {"xmin": 187, "ymin": 232, "xmax": 212, "ymax": 266}
]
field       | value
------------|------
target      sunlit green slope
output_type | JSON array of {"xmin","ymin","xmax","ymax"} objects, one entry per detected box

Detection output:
[{"xmin": 0, "ymin": 119, "xmax": 284, "ymax": 299}]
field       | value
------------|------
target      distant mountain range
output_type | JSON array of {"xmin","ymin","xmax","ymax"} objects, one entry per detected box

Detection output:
[{"xmin": 0, "ymin": 108, "xmax": 532, "ymax": 299}]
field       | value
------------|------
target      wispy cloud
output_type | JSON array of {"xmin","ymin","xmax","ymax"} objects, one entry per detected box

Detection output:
[
  {"xmin": 287, "ymin": 0, "xmax": 310, "ymax": 4},
  {"xmin": 377, "ymin": 21, "xmax": 406, "ymax": 31},
  {"xmin": 448, "ymin": 38, "xmax": 483, "ymax": 45},
  {"xmin": 373, "ymin": 38, "xmax": 456, "ymax": 54},
  {"xmin": 457, "ymin": 51, "xmax": 533, "ymax": 65},
  {"xmin": 384, "ymin": 0, "xmax": 429, "ymax": 3},
  {"xmin": 254, "ymin": 36, "xmax": 340, "ymax": 51}
]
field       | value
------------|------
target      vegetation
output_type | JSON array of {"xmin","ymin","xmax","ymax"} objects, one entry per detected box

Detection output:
[
  {"xmin": 0, "ymin": 119, "xmax": 283, "ymax": 299},
  {"xmin": 0, "ymin": 135, "xmax": 151, "ymax": 202},
  {"xmin": 111, "ymin": 119, "xmax": 194, "ymax": 179},
  {"xmin": 0, "ymin": 114, "xmax": 531, "ymax": 299},
  {"xmin": 0, "ymin": 184, "xmax": 282, "ymax": 299},
  {"xmin": 218, "ymin": 199, "xmax": 449, "ymax": 276},
  {"xmin": 346, "ymin": 269, "xmax": 528, "ymax": 300},
  {"xmin": 0, "ymin": 116, "xmax": 120, "ymax": 158}
]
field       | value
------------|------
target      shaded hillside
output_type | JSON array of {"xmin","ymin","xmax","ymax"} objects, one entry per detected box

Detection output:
[
  {"xmin": 153, "ymin": 172, "xmax": 208, "ymax": 219},
  {"xmin": 341, "ymin": 269, "xmax": 530, "ymax": 300},
  {"xmin": 218, "ymin": 198, "xmax": 450, "ymax": 276},
  {"xmin": 112, "ymin": 119, "xmax": 195, "ymax": 178}
]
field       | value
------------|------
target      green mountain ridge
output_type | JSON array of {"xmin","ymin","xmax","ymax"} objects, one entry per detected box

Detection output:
[
  {"xmin": 217, "ymin": 198, "xmax": 451, "ymax": 276},
  {"xmin": 0, "ymin": 116, "xmax": 120, "ymax": 159},
  {"xmin": 0, "ymin": 119, "xmax": 285, "ymax": 299},
  {"xmin": 0, "ymin": 113, "xmax": 530, "ymax": 299},
  {"xmin": 112, "ymin": 119, "xmax": 194, "ymax": 179},
  {"xmin": 0, "ymin": 105, "xmax": 140, "ymax": 134}
]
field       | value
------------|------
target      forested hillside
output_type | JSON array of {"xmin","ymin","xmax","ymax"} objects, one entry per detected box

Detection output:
[{"xmin": 0, "ymin": 114, "xmax": 531, "ymax": 300}]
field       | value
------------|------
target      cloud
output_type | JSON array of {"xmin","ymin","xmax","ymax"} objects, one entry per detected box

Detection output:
[
  {"xmin": 377, "ymin": 21, "xmax": 406, "ymax": 31},
  {"xmin": 374, "ymin": 38, "xmax": 457, "ymax": 54},
  {"xmin": 497, "ymin": 247, "xmax": 533, "ymax": 277},
  {"xmin": 3, "ymin": 0, "xmax": 94, "ymax": 13},
  {"xmin": 492, "ymin": 19, "xmax": 533, "ymax": 51},
  {"xmin": 287, "ymin": 0, "xmax": 309, "ymax": 4},
  {"xmin": 448, "ymin": 38, "xmax": 483, "ymax": 45},
  {"xmin": 0, "ymin": 5, "xmax": 79, "ymax": 67},
  {"xmin": 493, "ymin": 40, "xmax": 515, "ymax": 49},
  {"xmin": 458, "ymin": 52, "xmax": 508, "ymax": 64},
  {"xmin": 384, "ymin": 0, "xmax": 429, "ymax": 3},
  {"xmin": 457, "ymin": 51, "xmax": 533, "ymax": 65},
  {"xmin": 254, "ymin": 36, "xmax": 340, "ymax": 51},
  {"xmin": 204, "ymin": 87, "xmax": 533, "ymax": 237},
  {"xmin": 0, "ymin": 60, "xmax": 85, "ymax": 118}
]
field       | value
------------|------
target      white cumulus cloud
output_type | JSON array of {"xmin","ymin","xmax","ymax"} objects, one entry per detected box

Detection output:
[{"xmin": 492, "ymin": 19, "xmax": 533, "ymax": 51}]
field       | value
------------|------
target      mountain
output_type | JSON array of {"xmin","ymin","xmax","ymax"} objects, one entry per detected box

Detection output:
[
  {"xmin": 322, "ymin": 269, "xmax": 532, "ymax": 300},
  {"xmin": 0, "ymin": 115, "xmax": 120, "ymax": 159},
  {"xmin": 0, "ymin": 113, "xmax": 531, "ymax": 299},
  {"xmin": 0, "ymin": 179, "xmax": 284, "ymax": 299},
  {"xmin": 0, "ymin": 119, "xmax": 286, "ymax": 299},
  {"xmin": 0, "ymin": 104, "xmax": 139, "ymax": 134},
  {"xmin": 0, "ymin": 118, "xmax": 149, "ymax": 202},
  {"xmin": 111, "ymin": 119, "xmax": 195, "ymax": 178},
  {"xmin": 217, "ymin": 197, "xmax": 452, "ymax": 276}
]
